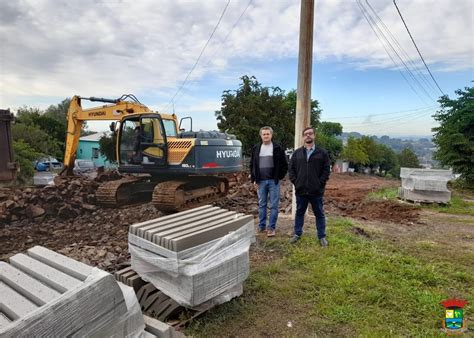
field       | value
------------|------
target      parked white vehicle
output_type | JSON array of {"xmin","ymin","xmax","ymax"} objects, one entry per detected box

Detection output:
[{"xmin": 73, "ymin": 160, "xmax": 96, "ymax": 177}]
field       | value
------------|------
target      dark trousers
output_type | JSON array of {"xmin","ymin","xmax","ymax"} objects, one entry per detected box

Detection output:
[{"xmin": 294, "ymin": 195, "xmax": 326, "ymax": 239}]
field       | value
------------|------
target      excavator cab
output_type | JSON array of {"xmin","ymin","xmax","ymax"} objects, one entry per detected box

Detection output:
[
  {"xmin": 63, "ymin": 95, "xmax": 242, "ymax": 210},
  {"xmin": 118, "ymin": 115, "xmax": 169, "ymax": 167}
]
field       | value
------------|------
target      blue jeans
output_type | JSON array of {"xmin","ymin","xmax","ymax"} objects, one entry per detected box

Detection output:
[
  {"xmin": 294, "ymin": 195, "xmax": 326, "ymax": 239},
  {"xmin": 257, "ymin": 180, "xmax": 280, "ymax": 231}
]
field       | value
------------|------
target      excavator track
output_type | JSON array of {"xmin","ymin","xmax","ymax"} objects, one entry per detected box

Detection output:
[
  {"xmin": 152, "ymin": 178, "xmax": 228, "ymax": 212},
  {"xmin": 96, "ymin": 177, "xmax": 154, "ymax": 207}
]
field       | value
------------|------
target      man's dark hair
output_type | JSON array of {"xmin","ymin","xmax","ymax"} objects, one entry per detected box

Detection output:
[{"xmin": 302, "ymin": 126, "xmax": 314, "ymax": 135}]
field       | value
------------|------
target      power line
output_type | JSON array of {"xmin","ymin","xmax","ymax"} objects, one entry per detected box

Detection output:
[
  {"xmin": 364, "ymin": 0, "xmax": 439, "ymax": 96},
  {"xmin": 169, "ymin": 0, "xmax": 253, "ymax": 107},
  {"xmin": 356, "ymin": 0, "xmax": 435, "ymax": 104},
  {"xmin": 393, "ymin": 0, "xmax": 445, "ymax": 96},
  {"xmin": 322, "ymin": 105, "xmax": 436, "ymax": 119},
  {"xmin": 162, "ymin": 0, "xmax": 231, "ymax": 111},
  {"xmin": 335, "ymin": 107, "xmax": 434, "ymax": 127}
]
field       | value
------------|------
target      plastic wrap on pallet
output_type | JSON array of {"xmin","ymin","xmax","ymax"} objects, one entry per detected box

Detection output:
[
  {"xmin": 399, "ymin": 167, "xmax": 453, "ymax": 203},
  {"xmin": 102, "ymin": 283, "xmax": 146, "ymax": 338},
  {"xmin": 0, "ymin": 267, "xmax": 139, "ymax": 337},
  {"xmin": 129, "ymin": 220, "xmax": 255, "ymax": 308}
]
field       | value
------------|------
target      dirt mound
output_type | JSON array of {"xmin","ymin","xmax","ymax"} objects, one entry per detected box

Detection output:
[
  {"xmin": 216, "ymin": 172, "xmax": 420, "ymax": 225},
  {"xmin": 0, "ymin": 177, "xmax": 101, "ymax": 224},
  {"xmin": 324, "ymin": 174, "xmax": 419, "ymax": 224}
]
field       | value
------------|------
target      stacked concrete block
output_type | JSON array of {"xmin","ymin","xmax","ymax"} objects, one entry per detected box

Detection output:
[
  {"xmin": 398, "ymin": 168, "xmax": 453, "ymax": 203},
  {"xmin": 0, "ymin": 246, "xmax": 145, "ymax": 337},
  {"xmin": 115, "ymin": 266, "xmax": 183, "ymax": 321},
  {"xmin": 128, "ymin": 205, "xmax": 255, "ymax": 308}
]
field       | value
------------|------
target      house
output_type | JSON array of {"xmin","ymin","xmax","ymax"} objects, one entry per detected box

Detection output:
[{"xmin": 77, "ymin": 132, "xmax": 111, "ymax": 167}]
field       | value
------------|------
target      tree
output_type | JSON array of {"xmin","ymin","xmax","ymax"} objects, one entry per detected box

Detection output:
[
  {"xmin": 12, "ymin": 123, "xmax": 62, "ymax": 159},
  {"xmin": 432, "ymin": 86, "xmax": 474, "ymax": 186},
  {"xmin": 360, "ymin": 136, "xmax": 383, "ymax": 173},
  {"xmin": 99, "ymin": 132, "xmax": 117, "ymax": 163},
  {"xmin": 13, "ymin": 140, "xmax": 42, "ymax": 184},
  {"xmin": 317, "ymin": 121, "xmax": 342, "ymax": 137},
  {"xmin": 398, "ymin": 147, "xmax": 420, "ymax": 168},
  {"xmin": 283, "ymin": 89, "xmax": 322, "ymax": 128},
  {"xmin": 215, "ymin": 76, "xmax": 321, "ymax": 155},
  {"xmin": 377, "ymin": 144, "xmax": 398, "ymax": 176},
  {"xmin": 315, "ymin": 122, "xmax": 343, "ymax": 165},
  {"xmin": 342, "ymin": 136, "xmax": 368, "ymax": 171}
]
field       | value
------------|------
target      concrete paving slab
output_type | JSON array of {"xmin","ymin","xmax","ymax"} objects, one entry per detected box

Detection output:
[
  {"xmin": 142, "ymin": 291, "xmax": 166, "ymax": 313},
  {"xmin": 9, "ymin": 253, "xmax": 82, "ymax": 293},
  {"xmin": 400, "ymin": 167, "xmax": 453, "ymax": 178},
  {"xmin": 120, "ymin": 270, "xmax": 137, "ymax": 283},
  {"xmin": 137, "ymin": 283, "xmax": 159, "ymax": 306},
  {"xmin": 0, "ymin": 262, "xmax": 60, "ymax": 306},
  {"xmin": 0, "ymin": 313, "xmax": 10, "ymax": 328},
  {"xmin": 171, "ymin": 215, "xmax": 253, "ymax": 252},
  {"xmin": 27, "ymin": 246, "xmax": 93, "ymax": 281},
  {"xmin": 1, "ymin": 273, "xmax": 128, "ymax": 337},
  {"xmin": 155, "ymin": 300, "xmax": 182, "ymax": 322},
  {"xmin": 144, "ymin": 208, "xmax": 227, "ymax": 242},
  {"xmin": 399, "ymin": 187, "xmax": 451, "ymax": 203},
  {"xmin": 160, "ymin": 213, "xmax": 242, "ymax": 249},
  {"xmin": 143, "ymin": 315, "xmax": 172, "ymax": 338},
  {"xmin": 0, "ymin": 282, "xmax": 38, "ymax": 320},
  {"xmin": 131, "ymin": 205, "xmax": 215, "ymax": 236},
  {"xmin": 126, "ymin": 274, "xmax": 147, "ymax": 292},
  {"xmin": 154, "ymin": 210, "xmax": 236, "ymax": 247},
  {"xmin": 114, "ymin": 266, "xmax": 133, "ymax": 281}
]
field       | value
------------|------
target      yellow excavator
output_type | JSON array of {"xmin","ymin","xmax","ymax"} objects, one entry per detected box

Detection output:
[{"xmin": 62, "ymin": 95, "xmax": 242, "ymax": 211}]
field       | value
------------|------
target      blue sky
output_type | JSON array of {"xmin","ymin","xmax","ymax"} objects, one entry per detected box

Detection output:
[{"xmin": 1, "ymin": 0, "xmax": 472, "ymax": 137}]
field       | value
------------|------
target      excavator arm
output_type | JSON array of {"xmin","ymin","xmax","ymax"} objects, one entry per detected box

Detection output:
[{"xmin": 63, "ymin": 95, "xmax": 153, "ymax": 175}]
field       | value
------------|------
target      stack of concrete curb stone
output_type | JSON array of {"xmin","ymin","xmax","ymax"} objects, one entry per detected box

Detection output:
[
  {"xmin": 128, "ymin": 205, "xmax": 255, "ymax": 308},
  {"xmin": 114, "ymin": 266, "xmax": 183, "ymax": 321},
  {"xmin": 0, "ymin": 246, "xmax": 183, "ymax": 337},
  {"xmin": 398, "ymin": 168, "xmax": 453, "ymax": 203}
]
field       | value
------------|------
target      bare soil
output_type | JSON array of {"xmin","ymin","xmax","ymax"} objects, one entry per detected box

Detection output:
[{"xmin": 0, "ymin": 172, "xmax": 423, "ymax": 271}]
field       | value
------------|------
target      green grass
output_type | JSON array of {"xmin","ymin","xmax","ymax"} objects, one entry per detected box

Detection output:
[
  {"xmin": 366, "ymin": 187, "xmax": 399, "ymax": 201},
  {"xmin": 424, "ymin": 195, "xmax": 474, "ymax": 216},
  {"xmin": 185, "ymin": 217, "xmax": 473, "ymax": 337}
]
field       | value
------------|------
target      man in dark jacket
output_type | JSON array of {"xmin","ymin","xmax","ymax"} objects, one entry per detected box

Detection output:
[
  {"xmin": 289, "ymin": 126, "xmax": 330, "ymax": 246},
  {"xmin": 250, "ymin": 126, "xmax": 288, "ymax": 237}
]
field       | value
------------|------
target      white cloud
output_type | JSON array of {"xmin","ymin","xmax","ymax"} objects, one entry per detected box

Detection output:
[{"xmin": 0, "ymin": 0, "xmax": 472, "ymax": 113}]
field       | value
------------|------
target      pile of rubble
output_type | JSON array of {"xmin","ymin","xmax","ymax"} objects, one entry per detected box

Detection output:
[
  {"xmin": 0, "ymin": 177, "xmax": 99, "ymax": 224},
  {"xmin": 215, "ymin": 176, "xmax": 292, "ymax": 215},
  {"xmin": 0, "ymin": 171, "xmax": 125, "ymax": 224}
]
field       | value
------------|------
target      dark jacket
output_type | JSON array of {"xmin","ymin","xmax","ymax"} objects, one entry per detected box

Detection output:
[
  {"xmin": 250, "ymin": 142, "xmax": 288, "ymax": 183},
  {"xmin": 289, "ymin": 146, "xmax": 330, "ymax": 197}
]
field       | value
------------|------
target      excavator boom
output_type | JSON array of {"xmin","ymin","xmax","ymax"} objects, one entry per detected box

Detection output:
[{"xmin": 63, "ymin": 95, "xmax": 152, "ymax": 175}]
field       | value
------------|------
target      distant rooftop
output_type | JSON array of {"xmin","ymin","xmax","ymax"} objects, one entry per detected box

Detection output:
[{"xmin": 79, "ymin": 131, "xmax": 109, "ymax": 142}]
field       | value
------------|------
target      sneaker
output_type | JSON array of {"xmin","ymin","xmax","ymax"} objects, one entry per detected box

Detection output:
[
  {"xmin": 319, "ymin": 237, "xmax": 329, "ymax": 247},
  {"xmin": 258, "ymin": 228, "xmax": 266, "ymax": 233},
  {"xmin": 289, "ymin": 235, "xmax": 300, "ymax": 244},
  {"xmin": 267, "ymin": 229, "xmax": 276, "ymax": 237}
]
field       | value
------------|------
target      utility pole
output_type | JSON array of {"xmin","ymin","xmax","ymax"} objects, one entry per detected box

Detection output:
[{"xmin": 293, "ymin": 0, "xmax": 314, "ymax": 217}]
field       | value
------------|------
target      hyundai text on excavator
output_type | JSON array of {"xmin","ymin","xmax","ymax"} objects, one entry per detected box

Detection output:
[{"xmin": 62, "ymin": 95, "xmax": 242, "ymax": 211}]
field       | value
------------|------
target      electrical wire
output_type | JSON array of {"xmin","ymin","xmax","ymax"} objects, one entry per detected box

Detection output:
[
  {"xmin": 393, "ymin": 0, "xmax": 445, "ymax": 95},
  {"xmin": 162, "ymin": 0, "xmax": 231, "ymax": 111},
  {"xmin": 336, "ymin": 107, "xmax": 434, "ymax": 127},
  {"xmin": 356, "ymin": 0, "xmax": 436, "ymax": 104},
  {"xmin": 322, "ymin": 105, "xmax": 436, "ymax": 119},
  {"xmin": 169, "ymin": 0, "xmax": 253, "ymax": 107},
  {"xmin": 364, "ymin": 0, "xmax": 439, "ymax": 96}
]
